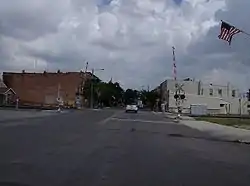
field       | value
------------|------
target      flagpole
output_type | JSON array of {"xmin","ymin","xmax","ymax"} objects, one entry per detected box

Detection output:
[
  {"xmin": 241, "ymin": 31, "xmax": 250, "ymax": 37},
  {"xmin": 221, "ymin": 20, "xmax": 250, "ymax": 38}
]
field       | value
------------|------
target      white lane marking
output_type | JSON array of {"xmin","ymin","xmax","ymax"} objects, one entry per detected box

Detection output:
[
  {"xmin": 92, "ymin": 109, "xmax": 101, "ymax": 111},
  {"xmin": 152, "ymin": 111, "xmax": 164, "ymax": 115},
  {"xmin": 109, "ymin": 117, "xmax": 173, "ymax": 124},
  {"xmin": 42, "ymin": 110, "xmax": 69, "ymax": 113},
  {"xmin": 98, "ymin": 111, "xmax": 123, "ymax": 125}
]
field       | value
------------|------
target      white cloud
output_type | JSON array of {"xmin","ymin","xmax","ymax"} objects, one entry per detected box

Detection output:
[{"xmin": 1, "ymin": 0, "xmax": 249, "ymax": 91}]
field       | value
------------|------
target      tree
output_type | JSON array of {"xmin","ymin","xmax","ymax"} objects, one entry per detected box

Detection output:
[
  {"xmin": 124, "ymin": 89, "xmax": 138, "ymax": 104},
  {"xmin": 139, "ymin": 90, "xmax": 147, "ymax": 105},
  {"xmin": 82, "ymin": 77, "xmax": 101, "ymax": 106},
  {"xmin": 138, "ymin": 90, "xmax": 160, "ymax": 110},
  {"xmin": 108, "ymin": 82, "xmax": 124, "ymax": 105},
  {"xmin": 96, "ymin": 82, "xmax": 112, "ymax": 106},
  {"xmin": 146, "ymin": 91, "xmax": 160, "ymax": 110},
  {"xmin": 82, "ymin": 78, "xmax": 91, "ymax": 100},
  {"xmin": 88, "ymin": 81, "xmax": 125, "ymax": 107}
]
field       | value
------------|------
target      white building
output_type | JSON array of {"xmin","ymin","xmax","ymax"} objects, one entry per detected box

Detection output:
[{"xmin": 159, "ymin": 78, "xmax": 249, "ymax": 115}]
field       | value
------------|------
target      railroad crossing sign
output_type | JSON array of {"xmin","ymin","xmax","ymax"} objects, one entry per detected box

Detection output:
[
  {"xmin": 174, "ymin": 83, "xmax": 186, "ymax": 115},
  {"xmin": 175, "ymin": 83, "xmax": 184, "ymax": 92}
]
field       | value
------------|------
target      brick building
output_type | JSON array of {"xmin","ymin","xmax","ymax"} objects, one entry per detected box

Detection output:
[{"xmin": 2, "ymin": 70, "xmax": 93, "ymax": 107}]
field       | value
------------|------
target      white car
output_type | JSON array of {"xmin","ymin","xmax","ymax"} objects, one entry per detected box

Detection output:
[{"xmin": 125, "ymin": 104, "xmax": 138, "ymax": 113}]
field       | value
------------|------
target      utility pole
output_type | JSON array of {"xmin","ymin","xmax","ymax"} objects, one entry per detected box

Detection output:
[
  {"xmin": 57, "ymin": 83, "xmax": 61, "ymax": 99},
  {"xmin": 81, "ymin": 61, "xmax": 88, "ymax": 92},
  {"xmin": 90, "ymin": 69, "xmax": 94, "ymax": 109},
  {"xmin": 239, "ymin": 98, "xmax": 242, "ymax": 116},
  {"xmin": 141, "ymin": 85, "xmax": 144, "ymax": 91},
  {"xmin": 57, "ymin": 83, "xmax": 62, "ymax": 112},
  {"xmin": 77, "ymin": 61, "xmax": 89, "ymax": 109},
  {"xmin": 34, "ymin": 59, "xmax": 37, "ymax": 72},
  {"xmin": 85, "ymin": 61, "xmax": 89, "ymax": 73}
]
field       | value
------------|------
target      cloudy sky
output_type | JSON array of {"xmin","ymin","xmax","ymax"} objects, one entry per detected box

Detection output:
[{"xmin": 0, "ymin": 0, "xmax": 249, "ymax": 90}]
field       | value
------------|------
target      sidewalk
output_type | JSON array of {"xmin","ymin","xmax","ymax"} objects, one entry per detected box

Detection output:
[
  {"xmin": 180, "ymin": 120, "xmax": 250, "ymax": 143},
  {"xmin": 165, "ymin": 112, "xmax": 250, "ymax": 143},
  {"xmin": 164, "ymin": 112, "xmax": 195, "ymax": 120}
]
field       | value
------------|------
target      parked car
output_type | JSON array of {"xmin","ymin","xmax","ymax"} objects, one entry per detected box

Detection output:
[{"xmin": 125, "ymin": 104, "xmax": 138, "ymax": 113}]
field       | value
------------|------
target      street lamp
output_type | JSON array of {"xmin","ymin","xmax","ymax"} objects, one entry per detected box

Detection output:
[{"xmin": 90, "ymin": 68, "xmax": 104, "ymax": 109}]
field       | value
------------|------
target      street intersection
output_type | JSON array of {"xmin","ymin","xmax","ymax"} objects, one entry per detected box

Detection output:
[{"xmin": 0, "ymin": 109, "xmax": 249, "ymax": 186}]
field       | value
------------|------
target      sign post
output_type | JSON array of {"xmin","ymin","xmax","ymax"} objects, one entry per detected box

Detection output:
[
  {"xmin": 174, "ymin": 83, "xmax": 185, "ymax": 119},
  {"xmin": 57, "ymin": 97, "xmax": 63, "ymax": 112},
  {"xmin": 75, "ymin": 96, "xmax": 81, "ymax": 109},
  {"xmin": 16, "ymin": 97, "xmax": 19, "ymax": 110}
]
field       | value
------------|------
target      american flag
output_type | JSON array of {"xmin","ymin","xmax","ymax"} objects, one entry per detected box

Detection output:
[{"xmin": 218, "ymin": 21, "xmax": 241, "ymax": 45}]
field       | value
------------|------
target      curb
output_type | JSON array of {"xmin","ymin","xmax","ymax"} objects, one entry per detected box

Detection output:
[
  {"xmin": 0, "ymin": 112, "xmax": 68, "ymax": 124},
  {"xmin": 0, "ymin": 117, "xmax": 43, "ymax": 124}
]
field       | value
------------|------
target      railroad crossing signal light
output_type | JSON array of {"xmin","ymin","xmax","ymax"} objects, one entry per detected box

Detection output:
[
  {"xmin": 174, "ymin": 94, "xmax": 178, "ymax": 99},
  {"xmin": 174, "ymin": 94, "xmax": 185, "ymax": 100},
  {"xmin": 180, "ymin": 94, "xmax": 185, "ymax": 99}
]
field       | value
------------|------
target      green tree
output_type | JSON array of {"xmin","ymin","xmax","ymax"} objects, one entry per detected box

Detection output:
[
  {"xmin": 137, "ymin": 90, "xmax": 160, "ymax": 110},
  {"xmin": 124, "ymin": 89, "xmax": 138, "ymax": 104},
  {"xmin": 146, "ymin": 91, "xmax": 160, "ymax": 110},
  {"xmin": 82, "ymin": 77, "xmax": 101, "ymax": 107},
  {"xmin": 94, "ymin": 81, "xmax": 124, "ymax": 107}
]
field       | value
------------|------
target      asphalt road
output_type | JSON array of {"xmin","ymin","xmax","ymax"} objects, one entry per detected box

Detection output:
[{"xmin": 0, "ymin": 109, "xmax": 250, "ymax": 186}]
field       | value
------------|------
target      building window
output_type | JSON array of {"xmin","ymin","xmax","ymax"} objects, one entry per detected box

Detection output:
[
  {"xmin": 218, "ymin": 89, "xmax": 222, "ymax": 96},
  {"xmin": 232, "ymin": 90, "xmax": 236, "ymax": 97},
  {"xmin": 209, "ymin": 88, "xmax": 213, "ymax": 96}
]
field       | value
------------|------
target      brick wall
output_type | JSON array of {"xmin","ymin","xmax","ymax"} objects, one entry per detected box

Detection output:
[{"xmin": 3, "ymin": 71, "xmax": 91, "ymax": 106}]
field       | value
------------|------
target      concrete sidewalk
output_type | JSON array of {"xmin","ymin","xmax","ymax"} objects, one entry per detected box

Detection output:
[
  {"xmin": 164, "ymin": 112, "xmax": 250, "ymax": 143},
  {"xmin": 164, "ymin": 112, "xmax": 195, "ymax": 120},
  {"xmin": 180, "ymin": 120, "xmax": 250, "ymax": 143}
]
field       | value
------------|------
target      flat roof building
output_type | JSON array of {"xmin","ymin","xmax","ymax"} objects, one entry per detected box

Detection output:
[{"xmin": 2, "ymin": 70, "xmax": 94, "ymax": 107}]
